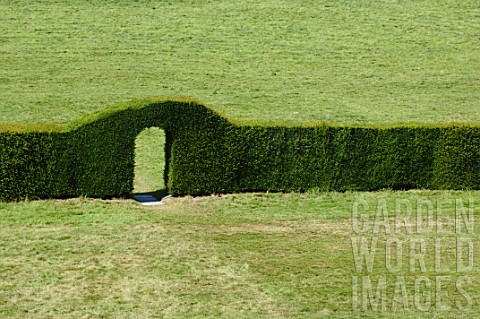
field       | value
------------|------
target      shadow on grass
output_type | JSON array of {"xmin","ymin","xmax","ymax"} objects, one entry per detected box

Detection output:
[{"xmin": 130, "ymin": 188, "xmax": 170, "ymax": 205}]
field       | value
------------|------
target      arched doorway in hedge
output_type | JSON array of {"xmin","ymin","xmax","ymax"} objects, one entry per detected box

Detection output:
[{"xmin": 133, "ymin": 127, "xmax": 169, "ymax": 197}]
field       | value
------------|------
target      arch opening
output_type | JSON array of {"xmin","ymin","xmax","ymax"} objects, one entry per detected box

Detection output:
[{"xmin": 133, "ymin": 127, "xmax": 169, "ymax": 198}]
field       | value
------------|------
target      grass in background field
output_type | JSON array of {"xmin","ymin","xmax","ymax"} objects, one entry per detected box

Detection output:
[
  {"xmin": 0, "ymin": 0, "xmax": 478, "ymax": 125},
  {"xmin": 134, "ymin": 127, "xmax": 166, "ymax": 193}
]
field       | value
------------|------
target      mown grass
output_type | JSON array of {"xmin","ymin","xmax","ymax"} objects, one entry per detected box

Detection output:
[
  {"xmin": 134, "ymin": 127, "xmax": 166, "ymax": 193},
  {"xmin": 1, "ymin": 0, "xmax": 480, "ymax": 317},
  {"xmin": 1, "ymin": 191, "xmax": 479, "ymax": 318},
  {"xmin": 0, "ymin": 0, "xmax": 478, "ymax": 125}
]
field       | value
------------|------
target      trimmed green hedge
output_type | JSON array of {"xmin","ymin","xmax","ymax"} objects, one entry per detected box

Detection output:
[{"xmin": 1, "ymin": 98, "xmax": 480, "ymax": 201}]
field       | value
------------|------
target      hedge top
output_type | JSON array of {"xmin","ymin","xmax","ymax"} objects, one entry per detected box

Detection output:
[{"xmin": 3, "ymin": 97, "xmax": 479, "ymax": 133}]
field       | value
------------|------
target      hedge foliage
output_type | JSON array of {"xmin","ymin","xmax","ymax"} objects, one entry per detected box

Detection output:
[{"xmin": 1, "ymin": 98, "xmax": 480, "ymax": 201}]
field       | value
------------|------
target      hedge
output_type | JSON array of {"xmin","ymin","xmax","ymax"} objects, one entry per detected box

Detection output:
[{"xmin": 1, "ymin": 97, "xmax": 480, "ymax": 201}]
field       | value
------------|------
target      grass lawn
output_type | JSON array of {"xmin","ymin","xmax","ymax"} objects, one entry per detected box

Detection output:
[
  {"xmin": 0, "ymin": 0, "xmax": 478, "ymax": 125},
  {"xmin": 1, "ymin": 191, "xmax": 480, "ymax": 318},
  {"xmin": 1, "ymin": 0, "xmax": 480, "ymax": 318}
]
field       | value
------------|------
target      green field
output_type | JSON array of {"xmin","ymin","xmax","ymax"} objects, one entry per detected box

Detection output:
[
  {"xmin": 1, "ymin": 0, "xmax": 480, "ymax": 318},
  {"xmin": 0, "ymin": 0, "xmax": 479, "ymax": 125},
  {"xmin": 2, "ymin": 192, "xmax": 480, "ymax": 318}
]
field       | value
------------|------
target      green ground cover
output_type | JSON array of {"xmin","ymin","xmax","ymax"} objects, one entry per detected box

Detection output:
[
  {"xmin": 1, "ymin": 191, "xmax": 479, "ymax": 318},
  {"xmin": 1, "ymin": 0, "xmax": 479, "ymax": 317},
  {"xmin": 0, "ymin": 0, "xmax": 478, "ymax": 125}
]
